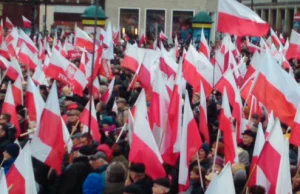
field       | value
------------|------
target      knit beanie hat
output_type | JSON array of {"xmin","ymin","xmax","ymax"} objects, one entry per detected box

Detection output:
[{"xmin": 5, "ymin": 143, "xmax": 20, "ymax": 158}]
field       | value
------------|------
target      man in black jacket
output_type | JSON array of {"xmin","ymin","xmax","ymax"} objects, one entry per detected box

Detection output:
[
  {"xmin": 58, "ymin": 146, "xmax": 93, "ymax": 194},
  {"xmin": 126, "ymin": 163, "xmax": 153, "ymax": 194},
  {"xmin": 0, "ymin": 123, "xmax": 12, "ymax": 162}
]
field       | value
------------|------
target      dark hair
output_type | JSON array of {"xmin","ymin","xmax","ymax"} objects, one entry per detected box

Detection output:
[
  {"xmin": 106, "ymin": 162, "xmax": 127, "ymax": 183},
  {"xmin": 1, "ymin": 113, "xmax": 11, "ymax": 122},
  {"xmin": 249, "ymin": 185, "xmax": 266, "ymax": 194},
  {"xmin": 80, "ymin": 132, "xmax": 93, "ymax": 141},
  {"xmin": 0, "ymin": 123, "xmax": 9, "ymax": 136}
]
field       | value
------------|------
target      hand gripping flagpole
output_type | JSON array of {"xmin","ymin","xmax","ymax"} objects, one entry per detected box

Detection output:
[{"xmin": 88, "ymin": 0, "xmax": 99, "ymax": 135}]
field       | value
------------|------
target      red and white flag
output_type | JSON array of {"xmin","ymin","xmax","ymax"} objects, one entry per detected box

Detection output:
[
  {"xmin": 2, "ymin": 82, "xmax": 21, "ymax": 137},
  {"xmin": 80, "ymin": 98, "xmax": 101, "ymax": 142},
  {"xmin": 12, "ymin": 76, "xmax": 23, "ymax": 106},
  {"xmin": 199, "ymin": 81, "xmax": 210, "ymax": 143},
  {"xmin": 217, "ymin": 0, "xmax": 269, "ymax": 36},
  {"xmin": 26, "ymin": 76, "xmax": 45, "ymax": 122},
  {"xmin": 139, "ymin": 30, "xmax": 147, "ymax": 47},
  {"xmin": 290, "ymin": 105, "xmax": 300, "ymax": 146},
  {"xmin": 159, "ymin": 31, "xmax": 168, "ymax": 41},
  {"xmin": 102, "ymin": 77, "xmax": 115, "ymax": 104},
  {"xmin": 286, "ymin": 29, "xmax": 300, "ymax": 60},
  {"xmin": 280, "ymin": 34, "xmax": 286, "ymax": 45},
  {"xmin": 0, "ymin": 42, "xmax": 10, "ymax": 60},
  {"xmin": 18, "ymin": 43, "xmax": 38, "ymax": 70},
  {"xmin": 91, "ymin": 78, "xmax": 100, "ymax": 99},
  {"xmin": 219, "ymin": 88, "xmax": 239, "ymax": 163},
  {"xmin": 252, "ymin": 50, "xmax": 300, "ymax": 126},
  {"xmin": 30, "ymin": 81, "xmax": 72, "ymax": 174},
  {"xmin": 6, "ymin": 143, "xmax": 37, "ymax": 194},
  {"xmin": 32, "ymin": 66, "xmax": 49, "ymax": 86},
  {"xmin": 0, "ymin": 55, "xmax": 10, "ymax": 70},
  {"xmin": 46, "ymin": 49, "xmax": 88, "ymax": 96},
  {"xmin": 18, "ymin": 30, "xmax": 37, "ymax": 54},
  {"xmin": 199, "ymin": 28, "xmax": 210, "ymax": 58},
  {"xmin": 121, "ymin": 43, "xmax": 144, "ymax": 72},
  {"xmin": 22, "ymin": 16, "xmax": 32, "ymax": 28},
  {"xmin": 129, "ymin": 89, "xmax": 166, "ymax": 180},
  {"xmin": 160, "ymin": 43, "xmax": 178, "ymax": 78},
  {"xmin": 5, "ymin": 17, "xmax": 14, "ymax": 29},
  {"xmin": 257, "ymin": 118, "xmax": 285, "ymax": 194},
  {"xmin": 270, "ymin": 29, "xmax": 282, "ymax": 48},
  {"xmin": 74, "ymin": 27, "xmax": 94, "ymax": 53},
  {"xmin": 178, "ymin": 90, "xmax": 202, "ymax": 188}
]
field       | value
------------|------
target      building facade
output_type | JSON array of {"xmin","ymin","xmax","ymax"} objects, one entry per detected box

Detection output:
[{"xmin": 243, "ymin": 0, "xmax": 300, "ymax": 35}]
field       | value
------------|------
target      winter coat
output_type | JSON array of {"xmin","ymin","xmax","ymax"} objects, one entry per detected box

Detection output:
[
  {"xmin": 0, "ymin": 136, "xmax": 11, "ymax": 162},
  {"xmin": 116, "ymin": 108, "xmax": 128, "ymax": 127},
  {"xmin": 132, "ymin": 176, "xmax": 153, "ymax": 194},
  {"xmin": 187, "ymin": 181, "xmax": 204, "ymax": 194},
  {"xmin": 103, "ymin": 182, "xmax": 125, "ymax": 194},
  {"xmin": 83, "ymin": 165, "xmax": 108, "ymax": 194},
  {"xmin": 111, "ymin": 155, "xmax": 129, "ymax": 169},
  {"xmin": 58, "ymin": 156, "xmax": 93, "ymax": 194}
]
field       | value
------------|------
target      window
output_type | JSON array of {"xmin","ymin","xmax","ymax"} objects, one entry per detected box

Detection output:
[
  {"xmin": 119, "ymin": 8, "xmax": 139, "ymax": 38},
  {"xmin": 171, "ymin": 10, "xmax": 194, "ymax": 40},
  {"xmin": 145, "ymin": 9, "xmax": 166, "ymax": 40}
]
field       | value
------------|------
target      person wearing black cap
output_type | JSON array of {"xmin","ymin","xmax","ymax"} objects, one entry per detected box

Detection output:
[
  {"xmin": 152, "ymin": 178, "xmax": 171, "ymax": 194},
  {"xmin": 58, "ymin": 145, "xmax": 93, "ymax": 194},
  {"xmin": 239, "ymin": 130, "xmax": 256, "ymax": 161},
  {"xmin": 2, "ymin": 143, "xmax": 19, "ymax": 174},
  {"xmin": 0, "ymin": 123, "xmax": 11, "ymax": 162},
  {"xmin": 123, "ymin": 184, "xmax": 143, "ymax": 194},
  {"xmin": 126, "ymin": 163, "xmax": 153, "ymax": 194}
]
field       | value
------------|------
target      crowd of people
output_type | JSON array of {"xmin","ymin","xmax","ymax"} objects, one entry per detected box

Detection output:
[{"xmin": 0, "ymin": 18, "xmax": 300, "ymax": 194}]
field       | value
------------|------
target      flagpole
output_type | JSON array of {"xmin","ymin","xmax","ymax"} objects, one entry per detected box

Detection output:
[
  {"xmin": 212, "ymin": 129, "xmax": 221, "ymax": 173},
  {"xmin": 88, "ymin": 0, "xmax": 99, "ymax": 135},
  {"xmin": 196, "ymin": 152, "xmax": 205, "ymax": 190}
]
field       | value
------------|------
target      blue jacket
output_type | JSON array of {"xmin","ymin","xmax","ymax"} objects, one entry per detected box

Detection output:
[
  {"xmin": 83, "ymin": 165, "xmax": 108, "ymax": 194},
  {"xmin": 3, "ymin": 158, "xmax": 16, "ymax": 175}
]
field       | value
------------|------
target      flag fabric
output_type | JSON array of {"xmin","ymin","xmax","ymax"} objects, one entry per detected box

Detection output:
[
  {"xmin": 121, "ymin": 43, "xmax": 144, "ymax": 72},
  {"xmin": 18, "ymin": 43, "xmax": 38, "ymax": 70},
  {"xmin": 6, "ymin": 58, "xmax": 23, "ymax": 81},
  {"xmin": 159, "ymin": 31, "xmax": 168, "ymax": 41},
  {"xmin": 0, "ymin": 168, "xmax": 8, "ymax": 194},
  {"xmin": 199, "ymin": 81, "xmax": 210, "ymax": 143},
  {"xmin": 290, "ymin": 105, "xmax": 300, "ymax": 146},
  {"xmin": 286, "ymin": 30, "xmax": 300, "ymax": 60},
  {"xmin": 32, "ymin": 66, "xmax": 49, "ymax": 86},
  {"xmin": 217, "ymin": 0, "xmax": 269, "ymax": 36},
  {"xmin": 251, "ymin": 50, "xmax": 300, "ymax": 127},
  {"xmin": 74, "ymin": 27, "xmax": 94, "ymax": 52},
  {"xmin": 199, "ymin": 28, "xmax": 210, "ymax": 58},
  {"xmin": 12, "ymin": 76, "xmax": 23, "ymax": 106},
  {"xmin": 22, "ymin": 16, "xmax": 32, "ymax": 28},
  {"xmin": 18, "ymin": 30, "xmax": 38, "ymax": 54},
  {"xmin": 30, "ymin": 81, "xmax": 72, "ymax": 175},
  {"xmin": 80, "ymin": 98, "xmax": 101, "ymax": 142},
  {"xmin": 26, "ymin": 76, "xmax": 45, "ymax": 122},
  {"xmin": 102, "ymin": 77, "xmax": 115, "ymax": 104},
  {"xmin": 129, "ymin": 89, "xmax": 166, "ymax": 180},
  {"xmin": 178, "ymin": 91, "xmax": 202, "ymax": 187},
  {"xmin": 160, "ymin": 43, "xmax": 178, "ymax": 78},
  {"xmin": 6, "ymin": 143, "xmax": 37, "ymax": 194},
  {"xmin": 218, "ymin": 88, "xmax": 239, "ymax": 163},
  {"xmin": 5, "ymin": 17, "xmax": 14, "ymax": 29},
  {"xmin": 270, "ymin": 29, "xmax": 282, "ymax": 48},
  {"xmin": 2, "ymin": 82, "xmax": 21, "ymax": 137}
]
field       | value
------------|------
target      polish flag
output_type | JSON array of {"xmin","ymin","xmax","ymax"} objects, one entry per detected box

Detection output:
[
  {"xmin": 121, "ymin": 43, "xmax": 144, "ymax": 72},
  {"xmin": 151, "ymin": 39, "xmax": 157, "ymax": 50},
  {"xmin": 102, "ymin": 77, "xmax": 115, "ymax": 104},
  {"xmin": 168, "ymin": 61, "xmax": 184, "ymax": 154},
  {"xmin": 80, "ymin": 98, "xmax": 101, "ymax": 142},
  {"xmin": 0, "ymin": 20, "xmax": 4, "ymax": 45},
  {"xmin": 0, "ymin": 42, "xmax": 10, "ymax": 60},
  {"xmin": 129, "ymin": 89, "xmax": 166, "ymax": 180},
  {"xmin": 32, "ymin": 66, "xmax": 49, "ymax": 86},
  {"xmin": 46, "ymin": 49, "xmax": 88, "ymax": 97},
  {"xmin": 22, "ymin": 16, "xmax": 32, "ymax": 28},
  {"xmin": 26, "ymin": 76, "xmax": 45, "ymax": 122},
  {"xmin": 12, "ymin": 76, "xmax": 23, "ymax": 106},
  {"xmin": 159, "ymin": 31, "xmax": 168, "ymax": 41},
  {"xmin": 270, "ymin": 29, "xmax": 282, "ymax": 48},
  {"xmin": 205, "ymin": 163, "xmax": 235, "ymax": 194},
  {"xmin": 265, "ymin": 111, "xmax": 275, "ymax": 139},
  {"xmin": 139, "ymin": 31, "xmax": 147, "ymax": 47},
  {"xmin": 160, "ymin": 43, "xmax": 178, "ymax": 78},
  {"xmin": 79, "ymin": 51, "xmax": 87, "ymax": 77},
  {"xmin": 217, "ymin": 0, "xmax": 269, "ymax": 36},
  {"xmin": 248, "ymin": 123, "xmax": 266, "ymax": 187},
  {"xmin": 218, "ymin": 88, "xmax": 239, "ymax": 163},
  {"xmin": 137, "ymin": 49, "xmax": 160, "ymax": 90},
  {"xmin": 30, "ymin": 81, "xmax": 72, "ymax": 175},
  {"xmin": 5, "ymin": 27, "xmax": 18, "ymax": 45},
  {"xmin": 0, "ymin": 168, "xmax": 8, "ymax": 194},
  {"xmin": 0, "ymin": 55, "xmax": 10, "ymax": 70},
  {"xmin": 199, "ymin": 82, "xmax": 210, "ymax": 143},
  {"xmin": 18, "ymin": 30, "xmax": 37, "ymax": 54},
  {"xmin": 178, "ymin": 90, "xmax": 202, "ymax": 187},
  {"xmin": 279, "ymin": 34, "xmax": 286, "ymax": 45},
  {"xmin": 91, "ymin": 78, "xmax": 100, "ymax": 99},
  {"xmin": 199, "ymin": 28, "xmax": 210, "ymax": 58},
  {"xmin": 257, "ymin": 118, "xmax": 285, "ymax": 194},
  {"xmin": 290, "ymin": 105, "xmax": 300, "ymax": 146},
  {"xmin": 5, "ymin": 17, "xmax": 14, "ymax": 29},
  {"xmin": 251, "ymin": 50, "xmax": 300, "ymax": 127},
  {"xmin": 183, "ymin": 44, "xmax": 222, "ymax": 94},
  {"xmin": 283, "ymin": 38, "xmax": 289, "ymax": 56},
  {"xmin": 6, "ymin": 144, "xmax": 37, "ymax": 194},
  {"xmin": 6, "ymin": 58, "xmax": 23, "ymax": 81},
  {"xmin": 18, "ymin": 43, "xmax": 38, "ymax": 70},
  {"xmin": 74, "ymin": 27, "xmax": 94, "ymax": 53},
  {"xmin": 2, "ymin": 82, "xmax": 20, "ymax": 137},
  {"xmin": 286, "ymin": 30, "xmax": 300, "ymax": 60},
  {"xmin": 243, "ymin": 51, "xmax": 260, "ymax": 84},
  {"xmin": 38, "ymin": 40, "xmax": 45, "ymax": 61}
]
